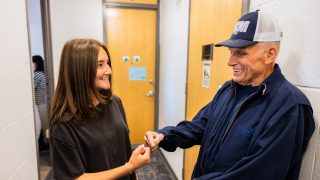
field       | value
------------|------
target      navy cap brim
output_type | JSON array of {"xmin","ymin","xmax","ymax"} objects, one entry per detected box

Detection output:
[{"xmin": 215, "ymin": 39, "xmax": 258, "ymax": 48}]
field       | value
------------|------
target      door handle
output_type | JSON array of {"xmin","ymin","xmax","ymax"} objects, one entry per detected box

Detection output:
[
  {"xmin": 145, "ymin": 90, "xmax": 154, "ymax": 97},
  {"xmin": 149, "ymin": 79, "xmax": 154, "ymax": 85}
]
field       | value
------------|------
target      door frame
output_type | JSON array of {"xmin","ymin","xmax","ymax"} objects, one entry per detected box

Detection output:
[
  {"xmin": 30, "ymin": 1, "xmax": 55, "ymax": 178},
  {"xmin": 102, "ymin": 0, "xmax": 160, "ymax": 130},
  {"xmin": 40, "ymin": 0, "xmax": 55, "ymax": 121}
]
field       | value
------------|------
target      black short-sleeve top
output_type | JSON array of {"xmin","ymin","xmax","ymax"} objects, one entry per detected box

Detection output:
[{"xmin": 50, "ymin": 96, "xmax": 136, "ymax": 180}]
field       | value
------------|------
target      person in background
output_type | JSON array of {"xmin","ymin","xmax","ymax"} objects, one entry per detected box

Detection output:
[
  {"xmin": 145, "ymin": 10, "xmax": 315, "ymax": 180},
  {"xmin": 50, "ymin": 38, "xmax": 150, "ymax": 180},
  {"xmin": 33, "ymin": 102, "xmax": 41, "ymax": 139},
  {"xmin": 32, "ymin": 55, "xmax": 49, "ymax": 151}
]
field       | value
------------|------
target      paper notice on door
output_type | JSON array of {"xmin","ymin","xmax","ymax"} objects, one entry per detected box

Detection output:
[
  {"xmin": 129, "ymin": 66, "xmax": 146, "ymax": 80},
  {"xmin": 202, "ymin": 61, "xmax": 211, "ymax": 88}
]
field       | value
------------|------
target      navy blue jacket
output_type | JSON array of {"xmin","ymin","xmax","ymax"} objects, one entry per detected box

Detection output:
[{"xmin": 158, "ymin": 64, "xmax": 315, "ymax": 180}]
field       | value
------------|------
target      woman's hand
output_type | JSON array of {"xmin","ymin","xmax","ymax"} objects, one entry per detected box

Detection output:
[{"xmin": 126, "ymin": 144, "xmax": 151, "ymax": 172}]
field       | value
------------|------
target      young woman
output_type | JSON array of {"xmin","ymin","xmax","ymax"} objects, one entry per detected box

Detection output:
[{"xmin": 50, "ymin": 38, "xmax": 150, "ymax": 180}]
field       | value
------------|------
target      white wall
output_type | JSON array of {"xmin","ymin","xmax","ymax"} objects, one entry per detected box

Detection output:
[
  {"xmin": 0, "ymin": 0, "xmax": 38, "ymax": 179},
  {"xmin": 158, "ymin": 0, "xmax": 189, "ymax": 179},
  {"xmin": 27, "ymin": 0, "xmax": 44, "ymax": 57},
  {"xmin": 250, "ymin": 0, "xmax": 320, "ymax": 179},
  {"xmin": 49, "ymin": 0, "xmax": 104, "ymax": 85}
]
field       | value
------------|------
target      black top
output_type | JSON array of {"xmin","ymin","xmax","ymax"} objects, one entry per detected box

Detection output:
[{"xmin": 50, "ymin": 96, "xmax": 136, "ymax": 180}]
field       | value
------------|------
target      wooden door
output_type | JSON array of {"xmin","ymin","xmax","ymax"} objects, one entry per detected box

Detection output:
[
  {"xmin": 184, "ymin": 0, "xmax": 243, "ymax": 179},
  {"xmin": 105, "ymin": 7, "xmax": 156, "ymax": 144}
]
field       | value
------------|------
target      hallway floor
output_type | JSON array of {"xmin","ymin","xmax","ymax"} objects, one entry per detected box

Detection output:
[{"xmin": 39, "ymin": 150, "xmax": 51, "ymax": 180}]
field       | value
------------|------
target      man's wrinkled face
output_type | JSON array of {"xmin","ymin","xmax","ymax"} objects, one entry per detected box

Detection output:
[{"xmin": 227, "ymin": 43, "xmax": 274, "ymax": 86}]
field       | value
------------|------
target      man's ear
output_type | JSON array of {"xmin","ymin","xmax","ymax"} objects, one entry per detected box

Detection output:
[{"xmin": 265, "ymin": 46, "xmax": 277, "ymax": 64}]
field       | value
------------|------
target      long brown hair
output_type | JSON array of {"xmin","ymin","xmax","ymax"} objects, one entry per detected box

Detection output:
[{"xmin": 50, "ymin": 38, "xmax": 112, "ymax": 126}]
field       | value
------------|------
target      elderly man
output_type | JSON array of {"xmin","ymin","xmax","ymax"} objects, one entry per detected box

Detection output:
[{"xmin": 145, "ymin": 10, "xmax": 315, "ymax": 180}]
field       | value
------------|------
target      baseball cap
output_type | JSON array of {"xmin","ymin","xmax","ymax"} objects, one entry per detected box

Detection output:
[{"xmin": 215, "ymin": 10, "xmax": 283, "ymax": 48}]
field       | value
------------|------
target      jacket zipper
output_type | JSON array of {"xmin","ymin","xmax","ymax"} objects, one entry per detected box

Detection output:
[
  {"xmin": 219, "ymin": 84, "xmax": 266, "ymax": 148},
  {"xmin": 199, "ymin": 84, "xmax": 266, "ymax": 176},
  {"xmin": 201, "ymin": 88, "xmax": 258, "ymax": 175}
]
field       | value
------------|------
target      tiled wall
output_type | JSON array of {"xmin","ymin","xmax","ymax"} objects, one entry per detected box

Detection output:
[
  {"xmin": 251, "ymin": 0, "xmax": 320, "ymax": 179},
  {"xmin": 0, "ymin": 0, "xmax": 38, "ymax": 179}
]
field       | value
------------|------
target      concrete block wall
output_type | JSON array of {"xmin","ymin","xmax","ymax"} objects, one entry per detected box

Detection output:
[
  {"xmin": 250, "ymin": 0, "xmax": 320, "ymax": 179},
  {"xmin": 0, "ymin": 0, "xmax": 38, "ymax": 179}
]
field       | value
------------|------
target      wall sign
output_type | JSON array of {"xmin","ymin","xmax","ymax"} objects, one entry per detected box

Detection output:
[
  {"xmin": 202, "ymin": 61, "xmax": 211, "ymax": 88},
  {"xmin": 129, "ymin": 66, "xmax": 146, "ymax": 80}
]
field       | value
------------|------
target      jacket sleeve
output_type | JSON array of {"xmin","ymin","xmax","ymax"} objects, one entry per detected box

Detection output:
[
  {"xmin": 157, "ymin": 101, "xmax": 213, "ymax": 152},
  {"xmin": 156, "ymin": 82, "xmax": 230, "ymax": 152},
  {"xmin": 197, "ymin": 104, "xmax": 315, "ymax": 180}
]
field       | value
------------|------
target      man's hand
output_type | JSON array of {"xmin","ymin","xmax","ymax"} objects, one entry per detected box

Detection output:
[{"xmin": 144, "ymin": 131, "xmax": 164, "ymax": 152}]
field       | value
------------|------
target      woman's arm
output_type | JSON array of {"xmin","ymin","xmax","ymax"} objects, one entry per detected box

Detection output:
[{"xmin": 76, "ymin": 144, "xmax": 150, "ymax": 180}]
